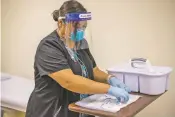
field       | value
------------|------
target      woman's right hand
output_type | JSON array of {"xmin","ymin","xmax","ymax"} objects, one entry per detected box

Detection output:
[{"xmin": 107, "ymin": 86, "xmax": 129, "ymax": 103}]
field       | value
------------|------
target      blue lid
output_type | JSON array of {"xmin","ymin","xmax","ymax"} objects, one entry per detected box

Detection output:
[{"xmin": 65, "ymin": 12, "xmax": 91, "ymax": 22}]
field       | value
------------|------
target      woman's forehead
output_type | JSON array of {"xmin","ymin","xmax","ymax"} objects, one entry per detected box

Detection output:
[{"xmin": 65, "ymin": 21, "xmax": 87, "ymax": 29}]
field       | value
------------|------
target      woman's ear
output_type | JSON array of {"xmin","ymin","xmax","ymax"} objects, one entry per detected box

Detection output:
[
  {"xmin": 58, "ymin": 20, "xmax": 64, "ymax": 29},
  {"xmin": 58, "ymin": 20, "xmax": 66, "ymax": 38}
]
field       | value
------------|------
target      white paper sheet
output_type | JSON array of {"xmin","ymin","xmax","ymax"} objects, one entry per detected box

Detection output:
[{"xmin": 75, "ymin": 94, "xmax": 141, "ymax": 113}]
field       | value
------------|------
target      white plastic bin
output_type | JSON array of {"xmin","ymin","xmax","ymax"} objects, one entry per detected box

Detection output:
[
  {"xmin": 107, "ymin": 65, "xmax": 172, "ymax": 95},
  {"xmin": 165, "ymin": 74, "xmax": 169, "ymax": 90},
  {"xmin": 124, "ymin": 74, "xmax": 139, "ymax": 92},
  {"xmin": 139, "ymin": 75, "xmax": 167, "ymax": 95},
  {"xmin": 108, "ymin": 72, "xmax": 124, "ymax": 83}
]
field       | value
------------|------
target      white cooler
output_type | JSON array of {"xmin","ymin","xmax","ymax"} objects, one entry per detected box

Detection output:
[{"xmin": 107, "ymin": 63, "xmax": 172, "ymax": 95}]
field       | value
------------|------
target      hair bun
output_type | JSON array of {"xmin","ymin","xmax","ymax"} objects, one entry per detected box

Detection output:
[{"xmin": 52, "ymin": 10, "xmax": 60, "ymax": 21}]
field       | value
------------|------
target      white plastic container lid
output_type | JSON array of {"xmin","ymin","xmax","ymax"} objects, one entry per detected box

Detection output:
[{"xmin": 107, "ymin": 63, "xmax": 173, "ymax": 76}]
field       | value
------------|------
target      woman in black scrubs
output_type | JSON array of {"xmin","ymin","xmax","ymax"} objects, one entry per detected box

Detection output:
[{"xmin": 25, "ymin": 0, "xmax": 131, "ymax": 117}]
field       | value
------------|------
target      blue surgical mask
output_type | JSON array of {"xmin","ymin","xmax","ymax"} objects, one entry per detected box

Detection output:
[{"xmin": 70, "ymin": 29, "xmax": 84, "ymax": 42}]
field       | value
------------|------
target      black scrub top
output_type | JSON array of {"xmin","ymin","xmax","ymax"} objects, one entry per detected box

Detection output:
[{"xmin": 25, "ymin": 30, "xmax": 96, "ymax": 117}]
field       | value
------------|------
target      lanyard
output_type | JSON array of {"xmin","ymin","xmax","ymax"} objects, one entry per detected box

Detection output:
[{"xmin": 74, "ymin": 52, "xmax": 88, "ymax": 78}]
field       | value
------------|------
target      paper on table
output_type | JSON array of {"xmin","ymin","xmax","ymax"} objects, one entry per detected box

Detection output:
[{"xmin": 75, "ymin": 94, "xmax": 141, "ymax": 113}]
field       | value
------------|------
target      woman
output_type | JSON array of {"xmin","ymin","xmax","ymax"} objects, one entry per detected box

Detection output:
[{"xmin": 25, "ymin": 0, "xmax": 130, "ymax": 117}]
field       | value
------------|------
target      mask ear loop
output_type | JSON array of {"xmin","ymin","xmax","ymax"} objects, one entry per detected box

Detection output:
[
  {"xmin": 64, "ymin": 22, "xmax": 70, "ymax": 47},
  {"xmin": 74, "ymin": 22, "xmax": 83, "ymax": 50},
  {"xmin": 73, "ymin": 22, "xmax": 79, "ymax": 50}
]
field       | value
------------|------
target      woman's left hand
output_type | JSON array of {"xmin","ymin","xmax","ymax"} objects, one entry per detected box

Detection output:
[{"xmin": 107, "ymin": 76, "xmax": 131, "ymax": 93}]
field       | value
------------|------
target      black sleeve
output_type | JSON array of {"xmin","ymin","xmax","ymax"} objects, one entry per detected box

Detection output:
[
  {"xmin": 86, "ymin": 49, "xmax": 97, "ymax": 68},
  {"xmin": 35, "ymin": 40, "xmax": 70, "ymax": 77}
]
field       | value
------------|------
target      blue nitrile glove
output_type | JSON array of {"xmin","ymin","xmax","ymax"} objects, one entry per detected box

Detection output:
[
  {"xmin": 108, "ymin": 77, "xmax": 131, "ymax": 93},
  {"xmin": 107, "ymin": 86, "xmax": 129, "ymax": 103},
  {"xmin": 80, "ymin": 94, "xmax": 89, "ymax": 99}
]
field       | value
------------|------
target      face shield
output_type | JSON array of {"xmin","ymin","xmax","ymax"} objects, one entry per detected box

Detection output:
[
  {"xmin": 59, "ymin": 13, "xmax": 92, "ymax": 100},
  {"xmin": 59, "ymin": 12, "xmax": 92, "ymax": 50}
]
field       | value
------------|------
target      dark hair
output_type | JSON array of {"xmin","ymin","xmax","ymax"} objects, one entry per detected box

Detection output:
[{"xmin": 52, "ymin": 0, "xmax": 87, "ymax": 21}]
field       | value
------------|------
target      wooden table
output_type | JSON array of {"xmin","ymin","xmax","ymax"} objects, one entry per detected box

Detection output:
[{"xmin": 69, "ymin": 93, "xmax": 164, "ymax": 117}]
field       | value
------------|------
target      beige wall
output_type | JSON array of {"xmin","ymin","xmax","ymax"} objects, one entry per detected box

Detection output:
[
  {"xmin": 0, "ymin": 0, "xmax": 1, "ymax": 70},
  {"xmin": 1, "ymin": 0, "xmax": 175, "ymax": 117}
]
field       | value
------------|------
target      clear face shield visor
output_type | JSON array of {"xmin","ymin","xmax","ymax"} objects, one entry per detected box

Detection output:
[
  {"xmin": 59, "ymin": 13, "xmax": 92, "ymax": 100},
  {"xmin": 59, "ymin": 12, "xmax": 92, "ymax": 50}
]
